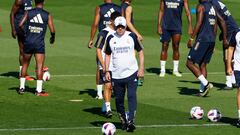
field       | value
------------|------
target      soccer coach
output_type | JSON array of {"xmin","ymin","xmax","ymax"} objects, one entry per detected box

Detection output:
[{"xmin": 105, "ymin": 16, "xmax": 144, "ymax": 132}]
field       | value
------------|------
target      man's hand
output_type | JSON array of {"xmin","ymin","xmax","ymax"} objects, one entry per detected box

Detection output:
[
  {"xmin": 137, "ymin": 68, "xmax": 144, "ymax": 78},
  {"xmin": 11, "ymin": 30, "xmax": 17, "ymax": 39},
  {"xmin": 50, "ymin": 32, "xmax": 55, "ymax": 44},
  {"xmin": 105, "ymin": 71, "xmax": 111, "ymax": 81},
  {"xmin": 187, "ymin": 39, "xmax": 193, "ymax": 48},
  {"xmin": 88, "ymin": 40, "xmax": 93, "ymax": 49}
]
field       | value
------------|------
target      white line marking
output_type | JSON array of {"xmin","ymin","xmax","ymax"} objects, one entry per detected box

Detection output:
[
  {"xmin": 0, "ymin": 123, "xmax": 231, "ymax": 131},
  {"xmin": 0, "ymin": 72, "xmax": 225, "ymax": 79}
]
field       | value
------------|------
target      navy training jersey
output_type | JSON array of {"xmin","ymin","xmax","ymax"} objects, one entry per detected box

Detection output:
[
  {"xmin": 15, "ymin": 0, "xmax": 32, "ymax": 22},
  {"xmin": 121, "ymin": 2, "xmax": 134, "ymax": 31},
  {"xmin": 25, "ymin": 8, "xmax": 49, "ymax": 47},
  {"xmin": 209, "ymin": 0, "xmax": 238, "ymax": 33},
  {"xmin": 162, "ymin": 0, "xmax": 184, "ymax": 31},
  {"xmin": 196, "ymin": 1, "xmax": 217, "ymax": 42},
  {"xmin": 98, "ymin": 3, "xmax": 121, "ymax": 32}
]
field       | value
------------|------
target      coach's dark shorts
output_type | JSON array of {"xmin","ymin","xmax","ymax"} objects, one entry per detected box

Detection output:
[
  {"xmin": 234, "ymin": 71, "xmax": 240, "ymax": 89},
  {"xmin": 187, "ymin": 42, "xmax": 215, "ymax": 64},
  {"xmin": 23, "ymin": 43, "xmax": 45, "ymax": 54},
  {"xmin": 99, "ymin": 70, "xmax": 112, "ymax": 85},
  {"xmin": 160, "ymin": 29, "xmax": 182, "ymax": 43}
]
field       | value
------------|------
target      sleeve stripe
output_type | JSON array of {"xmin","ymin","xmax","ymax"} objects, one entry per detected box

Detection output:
[{"xmin": 96, "ymin": 36, "xmax": 104, "ymax": 48}]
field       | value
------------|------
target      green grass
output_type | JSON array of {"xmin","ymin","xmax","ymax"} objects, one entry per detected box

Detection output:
[{"xmin": 0, "ymin": 0, "xmax": 240, "ymax": 134}]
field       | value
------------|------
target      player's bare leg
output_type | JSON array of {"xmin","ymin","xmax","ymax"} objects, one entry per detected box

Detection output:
[
  {"xmin": 18, "ymin": 37, "xmax": 34, "ymax": 81},
  {"xmin": 159, "ymin": 42, "xmax": 169, "ymax": 77},
  {"xmin": 34, "ymin": 53, "xmax": 48, "ymax": 96},
  {"xmin": 237, "ymin": 88, "xmax": 240, "ymax": 127},
  {"xmin": 96, "ymin": 67, "xmax": 103, "ymax": 99},
  {"xmin": 172, "ymin": 34, "xmax": 182, "ymax": 77},
  {"xmin": 19, "ymin": 53, "xmax": 32, "ymax": 94},
  {"xmin": 104, "ymin": 82, "xmax": 113, "ymax": 118}
]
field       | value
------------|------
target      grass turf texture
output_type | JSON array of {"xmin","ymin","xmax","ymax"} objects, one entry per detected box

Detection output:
[{"xmin": 0, "ymin": 0, "xmax": 240, "ymax": 134}]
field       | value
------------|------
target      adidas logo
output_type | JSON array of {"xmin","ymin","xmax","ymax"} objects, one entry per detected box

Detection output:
[
  {"xmin": 104, "ymin": 8, "xmax": 115, "ymax": 18},
  {"xmin": 30, "ymin": 14, "xmax": 43, "ymax": 24}
]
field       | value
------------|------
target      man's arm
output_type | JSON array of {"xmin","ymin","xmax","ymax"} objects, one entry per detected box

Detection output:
[
  {"xmin": 157, "ymin": 0, "xmax": 164, "ymax": 35},
  {"xmin": 187, "ymin": 4, "xmax": 204, "ymax": 48},
  {"xmin": 10, "ymin": 0, "xmax": 22, "ymax": 39},
  {"xmin": 19, "ymin": 11, "xmax": 28, "ymax": 30},
  {"xmin": 216, "ymin": 11, "xmax": 228, "ymax": 49},
  {"xmin": 227, "ymin": 46, "xmax": 234, "ymax": 75},
  {"xmin": 48, "ymin": 14, "xmax": 55, "ymax": 44},
  {"xmin": 184, "ymin": 0, "xmax": 193, "ymax": 35},
  {"xmin": 88, "ymin": 6, "xmax": 100, "ymax": 49},
  {"xmin": 124, "ymin": 6, "xmax": 143, "ymax": 41},
  {"xmin": 138, "ymin": 50, "xmax": 144, "ymax": 77}
]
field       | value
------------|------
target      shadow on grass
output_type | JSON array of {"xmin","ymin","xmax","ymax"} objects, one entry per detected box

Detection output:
[
  {"xmin": 90, "ymin": 121, "xmax": 123, "ymax": 129},
  {"xmin": 79, "ymin": 89, "xmax": 97, "ymax": 98},
  {"xmin": 179, "ymin": 80, "xmax": 227, "ymax": 91},
  {"xmin": 0, "ymin": 71, "xmax": 19, "ymax": 79},
  {"xmin": 9, "ymin": 86, "xmax": 36, "ymax": 94},
  {"xmin": 220, "ymin": 117, "xmax": 239, "ymax": 127},
  {"xmin": 146, "ymin": 67, "xmax": 172, "ymax": 75}
]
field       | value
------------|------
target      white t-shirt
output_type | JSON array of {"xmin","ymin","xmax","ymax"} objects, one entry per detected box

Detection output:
[
  {"xmin": 234, "ymin": 31, "xmax": 240, "ymax": 71},
  {"xmin": 105, "ymin": 31, "xmax": 143, "ymax": 79}
]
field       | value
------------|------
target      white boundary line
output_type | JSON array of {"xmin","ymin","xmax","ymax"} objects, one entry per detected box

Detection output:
[
  {"xmin": 0, "ymin": 72, "xmax": 225, "ymax": 79},
  {"xmin": 0, "ymin": 123, "xmax": 231, "ymax": 131}
]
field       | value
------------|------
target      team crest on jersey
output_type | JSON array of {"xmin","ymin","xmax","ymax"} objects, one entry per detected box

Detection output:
[{"xmin": 30, "ymin": 14, "xmax": 43, "ymax": 24}]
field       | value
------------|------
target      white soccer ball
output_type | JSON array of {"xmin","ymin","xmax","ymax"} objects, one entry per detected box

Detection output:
[
  {"xmin": 43, "ymin": 71, "xmax": 50, "ymax": 81},
  {"xmin": 102, "ymin": 122, "xmax": 116, "ymax": 135},
  {"xmin": 190, "ymin": 106, "xmax": 204, "ymax": 119},
  {"xmin": 207, "ymin": 109, "xmax": 222, "ymax": 122}
]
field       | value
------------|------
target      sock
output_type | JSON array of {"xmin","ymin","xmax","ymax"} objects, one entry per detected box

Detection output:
[
  {"xmin": 231, "ymin": 74, "xmax": 236, "ymax": 84},
  {"xmin": 105, "ymin": 102, "xmax": 111, "ymax": 112},
  {"xmin": 160, "ymin": 60, "xmax": 166, "ymax": 73},
  {"xmin": 36, "ymin": 80, "xmax": 43, "ymax": 93},
  {"xmin": 20, "ymin": 77, "xmax": 26, "ymax": 89},
  {"xmin": 97, "ymin": 85, "xmax": 103, "ymax": 97},
  {"xmin": 173, "ymin": 60, "xmax": 179, "ymax": 72},
  {"xmin": 226, "ymin": 75, "xmax": 232, "ymax": 87},
  {"xmin": 238, "ymin": 110, "xmax": 240, "ymax": 119},
  {"xmin": 19, "ymin": 66, "xmax": 22, "ymax": 76},
  {"xmin": 198, "ymin": 75, "xmax": 208, "ymax": 86}
]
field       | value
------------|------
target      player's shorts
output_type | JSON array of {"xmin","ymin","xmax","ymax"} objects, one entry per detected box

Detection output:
[
  {"xmin": 23, "ymin": 43, "xmax": 45, "ymax": 54},
  {"xmin": 234, "ymin": 71, "xmax": 240, "ymax": 88},
  {"xmin": 187, "ymin": 42, "xmax": 215, "ymax": 64},
  {"xmin": 99, "ymin": 70, "xmax": 112, "ymax": 85},
  {"xmin": 160, "ymin": 29, "xmax": 182, "ymax": 43}
]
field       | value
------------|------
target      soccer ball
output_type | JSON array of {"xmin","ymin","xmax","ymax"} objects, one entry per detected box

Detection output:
[
  {"xmin": 43, "ymin": 71, "xmax": 50, "ymax": 81},
  {"xmin": 102, "ymin": 122, "xmax": 116, "ymax": 135},
  {"xmin": 207, "ymin": 109, "xmax": 222, "ymax": 122},
  {"xmin": 190, "ymin": 106, "xmax": 204, "ymax": 119}
]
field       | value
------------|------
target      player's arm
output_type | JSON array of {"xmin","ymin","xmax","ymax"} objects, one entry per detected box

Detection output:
[
  {"xmin": 88, "ymin": 6, "xmax": 100, "ymax": 49},
  {"xmin": 184, "ymin": 0, "xmax": 193, "ymax": 35},
  {"xmin": 124, "ymin": 6, "xmax": 143, "ymax": 41},
  {"xmin": 216, "ymin": 11, "xmax": 228, "ymax": 49},
  {"xmin": 95, "ymin": 33, "xmax": 106, "ymax": 72},
  {"xmin": 157, "ymin": 0, "xmax": 164, "ymax": 35},
  {"xmin": 133, "ymin": 33, "xmax": 144, "ymax": 77},
  {"xmin": 104, "ymin": 36, "xmax": 112, "ymax": 81},
  {"xmin": 227, "ymin": 46, "xmax": 234, "ymax": 75},
  {"xmin": 18, "ymin": 11, "xmax": 28, "ymax": 36},
  {"xmin": 48, "ymin": 14, "xmax": 55, "ymax": 44},
  {"xmin": 10, "ymin": 0, "xmax": 22, "ymax": 39},
  {"xmin": 187, "ymin": 4, "xmax": 204, "ymax": 48}
]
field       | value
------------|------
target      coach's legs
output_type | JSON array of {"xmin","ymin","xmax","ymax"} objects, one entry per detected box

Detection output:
[
  {"xmin": 127, "ymin": 73, "xmax": 138, "ymax": 122},
  {"xmin": 113, "ymin": 80, "xmax": 126, "ymax": 119},
  {"xmin": 35, "ymin": 53, "xmax": 45, "ymax": 92}
]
